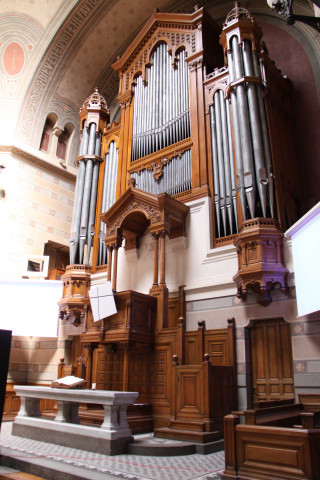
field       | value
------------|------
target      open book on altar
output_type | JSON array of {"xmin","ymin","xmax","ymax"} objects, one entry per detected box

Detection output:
[{"xmin": 51, "ymin": 375, "xmax": 86, "ymax": 389}]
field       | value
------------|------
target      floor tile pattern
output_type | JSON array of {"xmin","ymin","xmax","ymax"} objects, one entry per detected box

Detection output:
[{"xmin": 0, "ymin": 423, "xmax": 224, "ymax": 480}]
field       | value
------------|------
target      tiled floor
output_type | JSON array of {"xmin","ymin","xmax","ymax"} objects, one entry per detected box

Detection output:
[{"xmin": 0, "ymin": 423, "xmax": 225, "ymax": 480}]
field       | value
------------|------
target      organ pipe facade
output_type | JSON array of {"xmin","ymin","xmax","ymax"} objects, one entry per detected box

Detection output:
[{"xmin": 68, "ymin": 3, "xmax": 300, "ymax": 270}]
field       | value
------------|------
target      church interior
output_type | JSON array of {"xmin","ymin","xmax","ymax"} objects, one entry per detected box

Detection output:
[{"xmin": 1, "ymin": 0, "xmax": 320, "ymax": 479}]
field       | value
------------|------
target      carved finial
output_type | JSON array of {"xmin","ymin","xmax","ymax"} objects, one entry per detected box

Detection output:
[
  {"xmin": 81, "ymin": 87, "xmax": 108, "ymax": 111},
  {"xmin": 194, "ymin": 4, "xmax": 199, "ymax": 10},
  {"xmin": 224, "ymin": 1, "xmax": 252, "ymax": 25}
]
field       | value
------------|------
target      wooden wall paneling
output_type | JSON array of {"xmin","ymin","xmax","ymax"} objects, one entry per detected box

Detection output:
[
  {"xmin": 128, "ymin": 347, "xmax": 151, "ymax": 404},
  {"xmin": 3, "ymin": 384, "xmax": 21, "ymax": 421},
  {"xmin": 122, "ymin": 343, "xmax": 130, "ymax": 392},
  {"xmin": 173, "ymin": 364, "xmax": 204, "ymax": 427},
  {"xmin": 3, "ymin": 384, "xmax": 56, "ymax": 421},
  {"xmin": 298, "ymin": 394, "xmax": 320, "ymax": 412},
  {"xmin": 105, "ymin": 348, "xmax": 124, "ymax": 391},
  {"xmin": 210, "ymin": 365, "xmax": 236, "ymax": 431},
  {"xmin": 150, "ymin": 331, "xmax": 177, "ymax": 428},
  {"xmin": 250, "ymin": 319, "xmax": 294, "ymax": 405},
  {"xmin": 167, "ymin": 286, "xmax": 186, "ymax": 329},
  {"xmin": 176, "ymin": 317, "xmax": 185, "ymax": 365},
  {"xmin": 235, "ymin": 425, "xmax": 320, "ymax": 480},
  {"xmin": 262, "ymin": 53, "xmax": 301, "ymax": 229},
  {"xmin": 168, "ymin": 296, "xmax": 179, "ymax": 328},
  {"xmin": 204, "ymin": 329, "xmax": 229, "ymax": 366},
  {"xmin": 185, "ymin": 332, "xmax": 199, "ymax": 365}
]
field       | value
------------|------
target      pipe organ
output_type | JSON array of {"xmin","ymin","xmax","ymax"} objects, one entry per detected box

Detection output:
[
  {"xmin": 131, "ymin": 45, "xmax": 190, "ymax": 161},
  {"xmin": 59, "ymin": 2, "xmax": 302, "ymax": 441},
  {"xmin": 67, "ymin": 3, "xmax": 300, "ymax": 270}
]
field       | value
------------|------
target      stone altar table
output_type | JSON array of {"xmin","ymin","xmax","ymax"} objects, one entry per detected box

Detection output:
[{"xmin": 12, "ymin": 386, "xmax": 138, "ymax": 455}]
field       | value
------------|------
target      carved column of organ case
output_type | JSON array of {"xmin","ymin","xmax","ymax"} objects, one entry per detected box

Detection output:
[{"xmin": 204, "ymin": 3, "xmax": 301, "ymax": 301}]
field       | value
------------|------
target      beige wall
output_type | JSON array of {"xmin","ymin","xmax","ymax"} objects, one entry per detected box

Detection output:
[
  {"xmin": 8, "ymin": 336, "xmax": 70, "ymax": 385},
  {"xmin": 0, "ymin": 149, "xmax": 75, "ymax": 280}
]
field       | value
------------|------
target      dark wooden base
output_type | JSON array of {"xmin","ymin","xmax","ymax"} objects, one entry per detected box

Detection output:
[{"xmin": 79, "ymin": 403, "xmax": 153, "ymax": 434}]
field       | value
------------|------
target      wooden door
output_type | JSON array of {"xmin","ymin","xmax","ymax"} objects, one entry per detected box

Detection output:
[{"xmin": 250, "ymin": 319, "xmax": 295, "ymax": 405}]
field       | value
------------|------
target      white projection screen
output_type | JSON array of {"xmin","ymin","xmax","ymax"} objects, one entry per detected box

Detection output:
[
  {"xmin": 0, "ymin": 280, "xmax": 62, "ymax": 337},
  {"xmin": 285, "ymin": 202, "xmax": 320, "ymax": 317}
]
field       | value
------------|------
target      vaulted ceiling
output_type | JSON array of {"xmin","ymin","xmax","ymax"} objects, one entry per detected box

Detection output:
[{"xmin": 0, "ymin": 0, "xmax": 319, "ymax": 149}]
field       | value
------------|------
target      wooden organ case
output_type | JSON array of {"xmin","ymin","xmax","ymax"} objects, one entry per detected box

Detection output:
[{"xmin": 58, "ymin": 3, "xmax": 301, "ymax": 441}]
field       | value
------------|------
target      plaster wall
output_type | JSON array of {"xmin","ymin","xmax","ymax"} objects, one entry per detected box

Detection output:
[
  {"xmin": 0, "ymin": 151, "xmax": 75, "ymax": 279},
  {"xmin": 8, "ymin": 336, "xmax": 66, "ymax": 385}
]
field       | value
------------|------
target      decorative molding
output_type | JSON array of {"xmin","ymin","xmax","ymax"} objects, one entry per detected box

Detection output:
[
  {"xmin": 0, "ymin": 146, "xmax": 76, "ymax": 182},
  {"xmin": 18, "ymin": 0, "xmax": 102, "ymax": 139},
  {"xmin": 128, "ymin": 137, "xmax": 192, "ymax": 174}
]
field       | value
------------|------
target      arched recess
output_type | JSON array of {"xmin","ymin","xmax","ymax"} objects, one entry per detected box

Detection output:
[
  {"xmin": 100, "ymin": 187, "xmax": 189, "ymax": 288},
  {"xmin": 57, "ymin": 122, "xmax": 74, "ymax": 163},
  {"xmin": 39, "ymin": 113, "xmax": 58, "ymax": 152}
]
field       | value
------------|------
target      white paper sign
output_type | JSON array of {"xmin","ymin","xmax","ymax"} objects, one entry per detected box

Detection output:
[{"xmin": 89, "ymin": 281, "xmax": 117, "ymax": 322}]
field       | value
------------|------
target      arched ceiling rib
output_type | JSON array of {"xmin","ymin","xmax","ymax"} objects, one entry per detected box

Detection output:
[{"xmin": 14, "ymin": 0, "xmax": 318, "ymax": 145}]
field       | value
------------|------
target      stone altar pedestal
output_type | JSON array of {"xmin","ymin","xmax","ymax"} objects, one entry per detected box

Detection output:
[{"xmin": 12, "ymin": 386, "xmax": 138, "ymax": 455}]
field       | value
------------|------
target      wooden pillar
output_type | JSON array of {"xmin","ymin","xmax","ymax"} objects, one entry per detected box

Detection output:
[
  {"xmin": 197, "ymin": 320, "xmax": 205, "ymax": 364},
  {"xmin": 152, "ymin": 232, "xmax": 159, "ymax": 286},
  {"xmin": 228, "ymin": 318, "xmax": 237, "ymax": 411},
  {"xmin": 112, "ymin": 245, "xmax": 118, "ymax": 292},
  {"xmin": 203, "ymin": 354, "xmax": 211, "ymax": 422},
  {"xmin": 116, "ymin": 94, "xmax": 133, "ymax": 199},
  {"xmin": 159, "ymin": 231, "xmax": 166, "ymax": 286},
  {"xmin": 178, "ymin": 285, "xmax": 186, "ymax": 319},
  {"xmin": 221, "ymin": 414, "xmax": 240, "ymax": 480},
  {"xmin": 107, "ymin": 246, "xmax": 113, "ymax": 282},
  {"xmin": 176, "ymin": 317, "xmax": 185, "ymax": 365},
  {"xmin": 122, "ymin": 343, "xmax": 130, "ymax": 392}
]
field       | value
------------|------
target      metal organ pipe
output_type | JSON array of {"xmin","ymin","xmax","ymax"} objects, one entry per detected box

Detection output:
[
  {"xmin": 79, "ymin": 123, "xmax": 97, "ymax": 263},
  {"xmin": 70, "ymin": 120, "xmax": 88, "ymax": 264},
  {"xmin": 231, "ymin": 35, "xmax": 256, "ymax": 218},
  {"xmin": 86, "ymin": 131, "xmax": 101, "ymax": 264},
  {"xmin": 226, "ymin": 36, "xmax": 276, "ymax": 222},
  {"xmin": 210, "ymin": 89, "xmax": 238, "ymax": 239},
  {"xmin": 242, "ymin": 40, "xmax": 268, "ymax": 217},
  {"xmin": 98, "ymin": 141, "xmax": 119, "ymax": 266},
  {"xmin": 252, "ymin": 50, "xmax": 275, "ymax": 218},
  {"xmin": 225, "ymin": 97, "xmax": 238, "ymax": 232},
  {"xmin": 227, "ymin": 51, "xmax": 246, "ymax": 220},
  {"xmin": 214, "ymin": 91, "xmax": 227, "ymax": 236},
  {"xmin": 131, "ymin": 44, "xmax": 190, "ymax": 162},
  {"xmin": 219, "ymin": 89, "xmax": 234, "ymax": 234},
  {"xmin": 130, "ymin": 149, "xmax": 191, "ymax": 196}
]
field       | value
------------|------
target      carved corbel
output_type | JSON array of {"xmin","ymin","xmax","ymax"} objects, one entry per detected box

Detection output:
[{"xmin": 59, "ymin": 307, "xmax": 85, "ymax": 326}]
